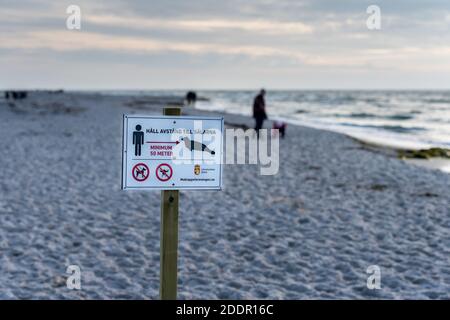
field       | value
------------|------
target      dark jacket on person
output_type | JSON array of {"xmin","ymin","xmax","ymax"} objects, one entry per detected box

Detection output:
[{"xmin": 253, "ymin": 94, "xmax": 267, "ymax": 119}]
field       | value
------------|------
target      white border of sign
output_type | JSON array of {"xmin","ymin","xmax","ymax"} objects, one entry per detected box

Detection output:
[{"xmin": 121, "ymin": 114, "xmax": 224, "ymax": 191}]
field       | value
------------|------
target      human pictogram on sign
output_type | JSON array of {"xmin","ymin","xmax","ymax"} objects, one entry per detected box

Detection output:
[
  {"xmin": 132, "ymin": 163, "xmax": 149, "ymax": 182},
  {"xmin": 156, "ymin": 163, "xmax": 173, "ymax": 182},
  {"xmin": 133, "ymin": 125, "xmax": 144, "ymax": 156}
]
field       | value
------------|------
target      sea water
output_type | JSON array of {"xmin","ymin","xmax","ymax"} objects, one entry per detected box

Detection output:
[
  {"xmin": 195, "ymin": 90, "xmax": 450, "ymax": 150},
  {"xmin": 105, "ymin": 90, "xmax": 450, "ymax": 150}
]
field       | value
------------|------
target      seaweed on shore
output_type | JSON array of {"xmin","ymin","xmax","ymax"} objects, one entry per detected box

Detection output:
[
  {"xmin": 351, "ymin": 137, "xmax": 450, "ymax": 161},
  {"xmin": 398, "ymin": 148, "xmax": 450, "ymax": 159}
]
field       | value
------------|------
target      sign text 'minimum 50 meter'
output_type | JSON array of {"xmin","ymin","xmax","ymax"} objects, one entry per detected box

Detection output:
[{"xmin": 121, "ymin": 115, "xmax": 224, "ymax": 190}]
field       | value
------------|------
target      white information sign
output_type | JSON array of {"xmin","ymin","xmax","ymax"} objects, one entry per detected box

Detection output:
[{"xmin": 122, "ymin": 115, "xmax": 224, "ymax": 190}]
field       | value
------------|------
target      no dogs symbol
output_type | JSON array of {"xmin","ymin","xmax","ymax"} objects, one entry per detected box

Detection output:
[
  {"xmin": 156, "ymin": 163, "xmax": 173, "ymax": 182},
  {"xmin": 132, "ymin": 163, "xmax": 149, "ymax": 182}
]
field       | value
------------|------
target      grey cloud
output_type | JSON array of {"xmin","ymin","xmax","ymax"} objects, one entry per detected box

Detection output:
[{"xmin": 1, "ymin": 0, "xmax": 450, "ymax": 89}]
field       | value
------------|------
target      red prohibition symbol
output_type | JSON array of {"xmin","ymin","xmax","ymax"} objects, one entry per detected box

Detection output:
[
  {"xmin": 156, "ymin": 163, "xmax": 173, "ymax": 182},
  {"xmin": 132, "ymin": 163, "xmax": 149, "ymax": 182}
]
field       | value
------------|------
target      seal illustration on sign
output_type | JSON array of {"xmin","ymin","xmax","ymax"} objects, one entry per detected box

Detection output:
[{"xmin": 181, "ymin": 137, "xmax": 215, "ymax": 155}]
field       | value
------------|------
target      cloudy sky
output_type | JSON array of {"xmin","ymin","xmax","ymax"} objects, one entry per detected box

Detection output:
[{"xmin": 1, "ymin": 0, "xmax": 450, "ymax": 89}]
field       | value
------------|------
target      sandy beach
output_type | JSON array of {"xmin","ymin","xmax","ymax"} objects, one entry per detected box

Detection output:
[{"xmin": 0, "ymin": 91, "xmax": 449, "ymax": 299}]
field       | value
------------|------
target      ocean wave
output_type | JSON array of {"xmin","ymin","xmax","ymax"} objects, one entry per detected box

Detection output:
[
  {"xmin": 332, "ymin": 113, "xmax": 377, "ymax": 119},
  {"xmin": 324, "ymin": 113, "xmax": 415, "ymax": 120},
  {"xmin": 383, "ymin": 114, "xmax": 415, "ymax": 120},
  {"xmin": 338, "ymin": 122, "xmax": 425, "ymax": 133}
]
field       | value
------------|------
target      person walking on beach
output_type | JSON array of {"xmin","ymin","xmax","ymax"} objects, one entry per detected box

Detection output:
[
  {"xmin": 253, "ymin": 89, "xmax": 267, "ymax": 138},
  {"xmin": 186, "ymin": 91, "xmax": 197, "ymax": 105}
]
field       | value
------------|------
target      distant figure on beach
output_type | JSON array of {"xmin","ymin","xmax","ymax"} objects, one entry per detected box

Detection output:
[
  {"xmin": 186, "ymin": 91, "xmax": 197, "ymax": 105},
  {"xmin": 6, "ymin": 91, "xmax": 27, "ymax": 100},
  {"xmin": 133, "ymin": 125, "xmax": 144, "ymax": 156},
  {"xmin": 253, "ymin": 89, "xmax": 267, "ymax": 138}
]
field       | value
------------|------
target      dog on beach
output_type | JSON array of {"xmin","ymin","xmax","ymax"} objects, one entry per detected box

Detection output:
[{"xmin": 272, "ymin": 121, "xmax": 287, "ymax": 138}]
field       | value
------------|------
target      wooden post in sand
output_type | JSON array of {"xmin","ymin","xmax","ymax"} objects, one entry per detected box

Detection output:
[{"xmin": 160, "ymin": 106, "xmax": 181, "ymax": 300}]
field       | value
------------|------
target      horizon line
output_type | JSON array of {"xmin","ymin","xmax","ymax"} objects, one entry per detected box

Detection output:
[{"xmin": 2, "ymin": 88, "xmax": 450, "ymax": 92}]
